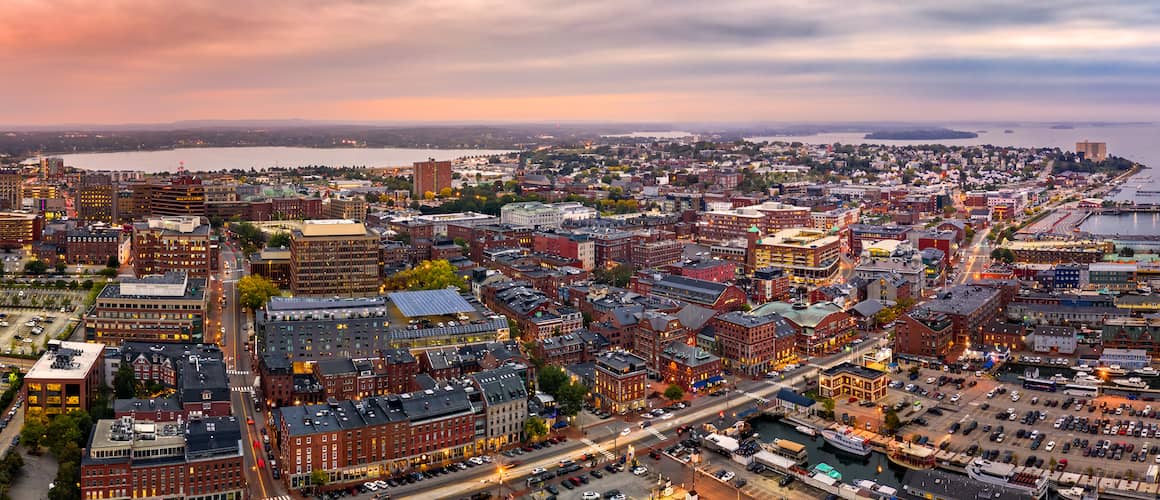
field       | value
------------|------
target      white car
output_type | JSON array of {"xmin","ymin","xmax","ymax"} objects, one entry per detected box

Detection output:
[
  {"xmin": 621, "ymin": 427, "xmax": 632, "ymax": 436},
  {"xmin": 531, "ymin": 467, "xmax": 547, "ymax": 475},
  {"xmin": 720, "ymin": 471, "xmax": 735, "ymax": 482},
  {"xmin": 632, "ymin": 466, "xmax": 648, "ymax": 476},
  {"xmin": 363, "ymin": 482, "xmax": 379, "ymax": 491},
  {"xmin": 1045, "ymin": 441, "xmax": 1056, "ymax": 452},
  {"xmin": 926, "ymin": 377, "xmax": 936, "ymax": 384},
  {"xmin": 582, "ymin": 492, "xmax": 600, "ymax": 500},
  {"xmin": 950, "ymin": 394, "xmax": 961, "ymax": 403},
  {"xmin": 469, "ymin": 457, "xmax": 485, "ymax": 465},
  {"xmin": 660, "ymin": 413, "xmax": 674, "ymax": 420}
]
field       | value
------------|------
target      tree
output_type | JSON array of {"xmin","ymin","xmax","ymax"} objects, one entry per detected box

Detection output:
[
  {"xmin": 20, "ymin": 414, "xmax": 47, "ymax": 452},
  {"xmin": 310, "ymin": 469, "xmax": 328, "ymax": 490},
  {"xmin": 106, "ymin": 255, "xmax": 120, "ymax": 270},
  {"xmin": 23, "ymin": 260, "xmax": 47, "ymax": 275},
  {"xmin": 267, "ymin": 231, "xmax": 291, "ymax": 249},
  {"xmin": 593, "ymin": 263, "xmax": 634, "ymax": 287},
  {"xmin": 53, "ymin": 262, "xmax": 67, "ymax": 274},
  {"xmin": 114, "ymin": 363, "xmax": 137, "ymax": 399},
  {"xmin": 97, "ymin": 268, "xmax": 118, "ymax": 278},
  {"xmin": 48, "ymin": 460, "xmax": 80, "ymax": 500},
  {"xmin": 1120, "ymin": 246, "xmax": 1135, "ymax": 258},
  {"xmin": 45, "ymin": 414, "xmax": 83, "ymax": 457},
  {"xmin": 238, "ymin": 275, "xmax": 280, "ymax": 311},
  {"xmin": 883, "ymin": 408, "xmax": 901, "ymax": 432},
  {"xmin": 537, "ymin": 366, "xmax": 569, "ymax": 397},
  {"xmin": 557, "ymin": 382, "xmax": 588, "ymax": 417},
  {"xmin": 663, "ymin": 384, "xmax": 685, "ymax": 403},
  {"xmin": 384, "ymin": 260, "xmax": 467, "ymax": 292},
  {"xmin": 524, "ymin": 415, "xmax": 549, "ymax": 442}
]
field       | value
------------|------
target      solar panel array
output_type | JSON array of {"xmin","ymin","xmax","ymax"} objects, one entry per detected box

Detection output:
[{"xmin": 388, "ymin": 289, "xmax": 475, "ymax": 317}]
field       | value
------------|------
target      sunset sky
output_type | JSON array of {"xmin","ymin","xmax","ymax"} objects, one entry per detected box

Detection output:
[{"xmin": 2, "ymin": 0, "xmax": 1159, "ymax": 125}]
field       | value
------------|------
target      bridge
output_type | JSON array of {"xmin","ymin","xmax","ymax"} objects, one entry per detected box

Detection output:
[{"xmin": 1093, "ymin": 204, "xmax": 1160, "ymax": 214}]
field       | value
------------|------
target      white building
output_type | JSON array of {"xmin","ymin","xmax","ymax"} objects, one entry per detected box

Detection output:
[
  {"xmin": 500, "ymin": 202, "xmax": 565, "ymax": 228},
  {"xmin": 552, "ymin": 202, "xmax": 597, "ymax": 223},
  {"xmin": 1100, "ymin": 348, "xmax": 1152, "ymax": 370},
  {"xmin": 1030, "ymin": 326, "xmax": 1077, "ymax": 354}
]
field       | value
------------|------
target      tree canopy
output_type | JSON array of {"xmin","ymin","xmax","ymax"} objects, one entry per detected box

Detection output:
[
  {"xmin": 238, "ymin": 274, "xmax": 280, "ymax": 310},
  {"xmin": 384, "ymin": 260, "xmax": 466, "ymax": 292},
  {"xmin": 524, "ymin": 415, "xmax": 549, "ymax": 442},
  {"xmin": 537, "ymin": 366, "xmax": 569, "ymax": 397},
  {"xmin": 663, "ymin": 384, "xmax": 685, "ymax": 402},
  {"xmin": 266, "ymin": 231, "xmax": 291, "ymax": 249}
]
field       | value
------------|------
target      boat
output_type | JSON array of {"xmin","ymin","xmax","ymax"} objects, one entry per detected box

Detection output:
[
  {"xmin": 966, "ymin": 458, "xmax": 1049, "ymax": 497},
  {"xmin": 812, "ymin": 463, "xmax": 842, "ymax": 481},
  {"xmin": 854, "ymin": 479, "xmax": 899, "ymax": 497},
  {"xmin": 1058, "ymin": 486, "xmax": 1099, "ymax": 500},
  {"xmin": 1101, "ymin": 365, "xmax": 1128, "ymax": 376},
  {"xmin": 821, "ymin": 425, "xmax": 872, "ymax": 457},
  {"xmin": 886, "ymin": 440, "xmax": 937, "ymax": 470},
  {"xmin": 1112, "ymin": 377, "xmax": 1149, "ymax": 389},
  {"xmin": 1134, "ymin": 366, "xmax": 1158, "ymax": 376},
  {"xmin": 1073, "ymin": 365, "xmax": 1093, "ymax": 373},
  {"xmin": 1004, "ymin": 129, "xmax": 1014, "ymax": 134},
  {"xmin": 1050, "ymin": 373, "xmax": 1068, "ymax": 383},
  {"xmin": 794, "ymin": 425, "xmax": 817, "ymax": 437}
]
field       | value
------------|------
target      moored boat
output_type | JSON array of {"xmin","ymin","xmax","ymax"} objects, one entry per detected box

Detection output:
[
  {"xmin": 794, "ymin": 424, "xmax": 817, "ymax": 437},
  {"xmin": 821, "ymin": 425, "xmax": 872, "ymax": 457},
  {"xmin": 887, "ymin": 440, "xmax": 937, "ymax": 470},
  {"xmin": 1112, "ymin": 377, "xmax": 1148, "ymax": 389}
]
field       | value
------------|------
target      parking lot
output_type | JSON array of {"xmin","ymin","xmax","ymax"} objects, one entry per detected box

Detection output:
[
  {"xmin": 846, "ymin": 363, "xmax": 1160, "ymax": 480},
  {"xmin": 0, "ymin": 307, "xmax": 75, "ymax": 357}
]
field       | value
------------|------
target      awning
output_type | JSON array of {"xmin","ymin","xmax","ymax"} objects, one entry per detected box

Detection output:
[
  {"xmin": 692, "ymin": 375, "xmax": 726, "ymax": 389},
  {"xmin": 553, "ymin": 420, "xmax": 569, "ymax": 429}
]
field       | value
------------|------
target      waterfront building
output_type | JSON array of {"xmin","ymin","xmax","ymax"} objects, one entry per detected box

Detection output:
[
  {"xmin": 1102, "ymin": 319, "xmax": 1160, "ymax": 359},
  {"xmin": 818, "ymin": 362, "xmax": 888, "ymax": 402}
]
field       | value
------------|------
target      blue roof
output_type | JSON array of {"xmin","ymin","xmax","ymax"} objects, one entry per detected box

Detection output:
[
  {"xmin": 388, "ymin": 289, "xmax": 474, "ymax": 317},
  {"xmin": 776, "ymin": 388, "xmax": 816, "ymax": 407}
]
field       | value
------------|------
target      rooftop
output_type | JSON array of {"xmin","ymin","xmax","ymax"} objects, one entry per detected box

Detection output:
[
  {"xmin": 920, "ymin": 285, "xmax": 1000, "ymax": 317},
  {"xmin": 660, "ymin": 342, "xmax": 719, "ymax": 367},
  {"xmin": 100, "ymin": 273, "xmax": 206, "ymax": 301},
  {"xmin": 388, "ymin": 289, "xmax": 475, "ymax": 317},
  {"xmin": 821, "ymin": 361, "xmax": 887, "ymax": 380},
  {"xmin": 27, "ymin": 341, "xmax": 104, "ymax": 380},
  {"xmin": 298, "ymin": 219, "xmax": 369, "ymax": 237}
]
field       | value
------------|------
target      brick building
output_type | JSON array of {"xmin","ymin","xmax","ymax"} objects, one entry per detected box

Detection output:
[
  {"xmin": 593, "ymin": 351, "xmax": 647, "ymax": 415},
  {"xmin": 711, "ymin": 311, "xmax": 798, "ymax": 376},
  {"xmin": 132, "ymin": 216, "xmax": 212, "ymax": 279},
  {"xmin": 24, "ymin": 340, "xmax": 104, "ymax": 417},
  {"xmin": 412, "ymin": 159, "xmax": 452, "ymax": 197},
  {"xmin": 658, "ymin": 342, "xmax": 723, "ymax": 392},
  {"xmin": 290, "ymin": 219, "xmax": 380, "ymax": 297},
  {"xmin": 86, "ymin": 273, "xmax": 208, "ymax": 345}
]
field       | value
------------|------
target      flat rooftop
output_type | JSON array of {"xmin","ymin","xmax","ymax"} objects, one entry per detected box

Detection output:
[
  {"xmin": 388, "ymin": 289, "xmax": 475, "ymax": 317},
  {"xmin": 299, "ymin": 219, "xmax": 368, "ymax": 237},
  {"xmin": 27, "ymin": 341, "xmax": 104, "ymax": 380}
]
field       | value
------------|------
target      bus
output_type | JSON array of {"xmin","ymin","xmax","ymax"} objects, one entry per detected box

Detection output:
[{"xmin": 1021, "ymin": 379, "xmax": 1058, "ymax": 392}]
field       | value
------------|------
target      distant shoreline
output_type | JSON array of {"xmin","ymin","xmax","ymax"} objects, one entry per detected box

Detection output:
[{"xmin": 863, "ymin": 129, "xmax": 978, "ymax": 140}]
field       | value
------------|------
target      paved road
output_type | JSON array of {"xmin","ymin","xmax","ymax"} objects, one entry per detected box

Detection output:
[{"xmin": 405, "ymin": 340, "xmax": 884, "ymax": 500}]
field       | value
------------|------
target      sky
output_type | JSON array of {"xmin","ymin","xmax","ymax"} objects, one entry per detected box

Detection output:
[{"xmin": 2, "ymin": 0, "xmax": 1160, "ymax": 125}]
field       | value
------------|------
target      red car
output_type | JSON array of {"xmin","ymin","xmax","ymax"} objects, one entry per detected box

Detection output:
[{"xmin": 257, "ymin": 458, "xmax": 265, "ymax": 468}]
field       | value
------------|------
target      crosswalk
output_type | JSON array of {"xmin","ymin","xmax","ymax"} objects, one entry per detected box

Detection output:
[
  {"xmin": 231, "ymin": 386, "xmax": 254, "ymax": 393},
  {"xmin": 647, "ymin": 428, "xmax": 667, "ymax": 441},
  {"xmin": 227, "ymin": 369, "xmax": 250, "ymax": 376},
  {"xmin": 262, "ymin": 496, "xmax": 291, "ymax": 500},
  {"xmin": 738, "ymin": 390, "xmax": 769, "ymax": 404},
  {"xmin": 580, "ymin": 438, "xmax": 615, "ymax": 460}
]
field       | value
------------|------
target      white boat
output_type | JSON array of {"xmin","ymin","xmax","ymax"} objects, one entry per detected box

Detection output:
[
  {"xmin": 1112, "ymin": 377, "xmax": 1149, "ymax": 389},
  {"xmin": 821, "ymin": 425, "xmax": 872, "ymax": 457},
  {"xmin": 966, "ymin": 458, "xmax": 1048, "ymax": 497},
  {"xmin": 1135, "ymin": 366, "xmax": 1158, "ymax": 376},
  {"xmin": 1073, "ymin": 365, "xmax": 1093, "ymax": 373},
  {"xmin": 794, "ymin": 424, "xmax": 817, "ymax": 437},
  {"xmin": 1102, "ymin": 365, "xmax": 1128, "ymax": 376}
]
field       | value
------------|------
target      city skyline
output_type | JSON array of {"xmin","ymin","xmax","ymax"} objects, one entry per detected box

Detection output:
[{"xmin": 2, "ymin": 0, "xmax": 1159, "ymax": 125}]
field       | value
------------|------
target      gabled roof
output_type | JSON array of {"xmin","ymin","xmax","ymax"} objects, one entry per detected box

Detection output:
[{"xmin": 776, "ymin": 388, "xmax": 816, "ymax": 407}]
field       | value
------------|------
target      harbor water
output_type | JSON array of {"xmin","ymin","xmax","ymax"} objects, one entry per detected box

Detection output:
[{"xmin": 748, "ymin": 416, "xmax": 908, "ymax": 491}]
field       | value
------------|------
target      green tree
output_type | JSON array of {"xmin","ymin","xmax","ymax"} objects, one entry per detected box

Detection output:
[
  {"xmin": 267, "ymin": 231, "xmax": 291, "ymax": 249},
  {"xmin": 20, "ymin": 414, "xmax": 47, "ymax": 452},
  {"xmin": 310, "ymin": 469, "xmax": 328, "ymax": 491},
  {"xmin": 114, "ymin": 363, "xmax": 137, "ymax": 399},
  {"xmin": 97, "ymin": 268, "xmax": 118, "ymax": 278},
  {"xmin": 663, "ymin": 384, "xmax": 685, "ymax": 403},
  {"xmin": 557, "ymin": 382, "xmax": 588, "ymax": 417},
  {"xmin": 384, "ymin": 260, "xmax": 466, "ymax": 292},
  {"xmin": 49, "ymin": 460, "xmax": 80, "ymax": 500},
  {"xmin": 883, "ymin": 408, "xmax": 901, "ymax": 432},
  {"xmin": 23, "ymin": 260, "xmax": 47, "ymax": 275},
  {"xmin": 106, "ymin": 255, "xmax": 120, "ymax": 269},
  {"xmin": 593, "ymin": 263, "xmax": 634, "ymax": 287},
  {"xmin": 524, "ymin": 415, "xmax": 549, "ymax": 442},
  {"xmin": 53, "ymin": 262, "xmax": 67, "ymax": 274},
  {"xmin": 238, "ymin": 275, "xmax": 280, "ymax": 311},
  {"xmin": 537, "ymin": 366, "xmax": 569, "ymax": 397},
  {"xmin": 230, "ymin": 222, "xmax": 265, "ymax": 253}
]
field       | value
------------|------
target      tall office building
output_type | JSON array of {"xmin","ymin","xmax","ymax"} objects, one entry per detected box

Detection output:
[
  {"xmin": 150, "ymin": 176, "xmax": 207, "ymax": 216},
  {"xmin": 0, "ymin": 169, "xmax": 22, "ymax": 211},
  {"xmin": 1075, "ymin": 141, "xmax": 1108, "ymax": 162},
  {"xmin": 75, "ymin": 173, "xmax": 117, "ymax": 223},
  {"xmin": 412, "ymin": 159, "xmax": 452, "ymax": 197},
  {"xmin": 290, "ymin": 219, "xmax": 380, "ymax": 297}
]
